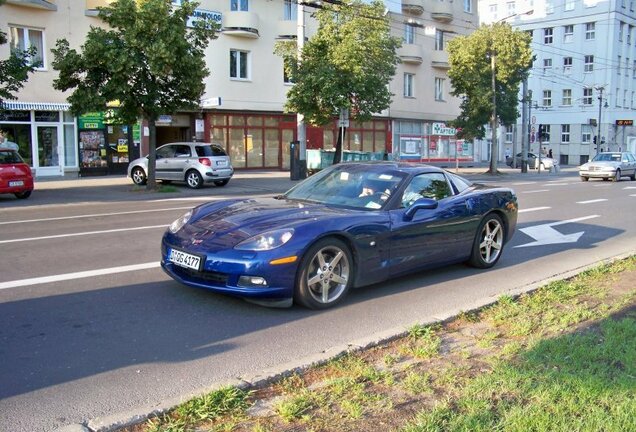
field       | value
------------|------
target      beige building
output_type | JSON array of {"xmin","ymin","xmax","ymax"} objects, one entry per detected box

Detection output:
[{"xmin": 0, "ymin": 0, "xmax": 477, "ymax": 177}]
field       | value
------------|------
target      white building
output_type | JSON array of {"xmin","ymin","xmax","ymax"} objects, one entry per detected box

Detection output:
[
  {"xmin": 479, "ymin": 0, "xmax": 636, "ymax": 165},
  {"xmin": 1, "ymin": 0, "xmax": 477, "ymax": 177}
]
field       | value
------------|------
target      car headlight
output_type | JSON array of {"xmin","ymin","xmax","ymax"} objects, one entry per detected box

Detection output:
[
  {"xmin": 235, "ymin": 228, "xmax": 294, "ymax": 251},
  {"xmin": 169, "ymin": 210, "xmax": 192, "ymax": 233}
]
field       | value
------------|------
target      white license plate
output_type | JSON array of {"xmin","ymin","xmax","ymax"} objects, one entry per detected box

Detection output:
[
  {"xmin": 216, "ymin": 160, "xmax": 227, "ymax": 167},
  {"xmin": 9, "ymin": 180, "xmax": 24, "ymax": 187},
  {"xmin": 168, "ymin": 248, "xmax": 202, "ymax": 271}
]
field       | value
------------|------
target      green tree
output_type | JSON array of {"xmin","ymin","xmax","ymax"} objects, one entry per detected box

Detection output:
[
  {"xmin": 52, "ymin": 0, "xmax": 217, "ymax": 189},
  {"xmin": 0, "ymin": 0, "xmax": 39, "ymax": 108},
  {"xmin": 275, "ymin": 0, "xmax": 400, "ymax": 163},
  {"xmin": 447, "ymin": 23, "xmax": 533, "ymax": 173}
]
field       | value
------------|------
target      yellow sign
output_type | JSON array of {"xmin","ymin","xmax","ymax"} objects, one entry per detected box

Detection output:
[{"xmin": 117, "ymin": 144, "xmax": 128, "ymax": 153}]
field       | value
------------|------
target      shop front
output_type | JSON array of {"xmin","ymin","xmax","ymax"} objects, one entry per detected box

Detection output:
[
  {"xmin": 78, "ymin": 112, "xmax": 139, "ymax": 176},
  {"xmin": 0, "ymin": 102, "xmax": 77, "ymax": 177},
  {"xmin": 393, "ymin": 120, "xmax": 474, "ymax": 163}
]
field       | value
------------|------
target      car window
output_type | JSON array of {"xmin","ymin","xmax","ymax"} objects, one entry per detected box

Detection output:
[
  {"xmin": 174, "ymin": 145, "xmax": 191, "ymax": 157},
  {"xmin": 156, "ymin": 146, "xmax": 175, "ymax": 159},
  {"xmin": 628, "ymin": 153, "xmax": 636, "ymax": 162},
  {"xmin": 196, "ymin": 145, "xmax": 227, "ymax": 157},
  {"xmin": 446, "ymin": 172, "xmax": 472, "ymax": 194},
  {"xmin": 401, "ymin": 173, "xmax": 453, "ymax": 208},
  {"xmin": 0, "ymin": 149, "xmax": 23, "ymax": 164}
]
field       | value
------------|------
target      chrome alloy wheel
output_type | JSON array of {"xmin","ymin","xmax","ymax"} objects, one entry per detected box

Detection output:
[
  {"xmin": 479, "ymin": 218, "xmax": 503, "ymax": 265},
  {"xmin": 305, "ymin": 245, "xmax": 351, "ymax": 304}
]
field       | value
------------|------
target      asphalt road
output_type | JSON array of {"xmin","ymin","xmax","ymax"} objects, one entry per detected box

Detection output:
[{"xmin": 1, "ymin": 168, "xmax": 635, "ymax": 431}]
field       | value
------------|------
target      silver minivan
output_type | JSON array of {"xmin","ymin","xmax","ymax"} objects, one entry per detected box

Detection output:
[{"xmin": 128, "ymin": 142, "xmax": 234, "ymax": 189}]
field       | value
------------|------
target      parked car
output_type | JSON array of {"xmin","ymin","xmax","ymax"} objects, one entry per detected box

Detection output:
[
  {"xmin": 579, "ymin": 151, "xmax": 636, "ymax": 182},
  {"xmin": 127, "ymin": 142, "xmax": 233, "ymax": 189},
  {"xmin": 0, "ymin": 147, "xmax": 34, "ymax": 199},
  {"xmin": 161, "ymin": 162, "xmax": 518, "ymax": 309},
  {"xmin": 506, "ymin": 152, "xmax": 559, "ymax": 170}
]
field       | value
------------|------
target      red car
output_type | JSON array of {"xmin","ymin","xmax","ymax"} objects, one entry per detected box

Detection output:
[{"xmin": 0, "ymin": 147, "xmax": 34, "ymax": 199}]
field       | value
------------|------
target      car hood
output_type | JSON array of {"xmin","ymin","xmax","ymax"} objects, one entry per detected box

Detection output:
[
  {"xmin": 176, "ymin": 197, "xmax": 356, "ymax": 250},
  {"xmin": 581, "ymin": 161, "xmax": 619, "ymax": 169}
]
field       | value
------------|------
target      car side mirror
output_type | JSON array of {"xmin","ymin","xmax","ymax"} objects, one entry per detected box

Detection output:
[{"xmin": 403, "ymin": 198, "xmax": 438, "ymax": 221}]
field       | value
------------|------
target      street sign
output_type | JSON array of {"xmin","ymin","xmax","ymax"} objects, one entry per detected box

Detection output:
[
  {"xmin": 339, "ymin": 108, "xmax": 349, "ymax": 127},
  {"xmin": 616, "ymin": 120, "xmax": 633, "ymax": 126}
]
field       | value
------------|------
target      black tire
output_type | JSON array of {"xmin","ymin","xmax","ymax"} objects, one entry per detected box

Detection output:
[
  {"xmin": 295, "ymin": 238, "xmax": 353, "ymax": 309},
  {"xmin": 612, "ymin": 169, "xmax": 621, "ymax": 182},
  {"xmin": 14, "ymin": 190, "xmax": 31, "ymax": 199},
  {"xmin": 468, "ymin": 213, "xmax": 505, "ymax": 269},
  {"xmin": 214, "ymin": 179, "xmax": 229, "ymax": 187},
  {"xmin": 630, "ymin": 171, "xmax": 636, "ymax": 181},
  {"xmin": 580, "ymin": 176, "xmax": 589, "ymax": 182},
  {"xmin": 185, "ymin": 170, "xmax": 203, "ymax": 189},
  {"xmin": 131, "ymin": 167, "xmax": 147, "ymax": 185}
]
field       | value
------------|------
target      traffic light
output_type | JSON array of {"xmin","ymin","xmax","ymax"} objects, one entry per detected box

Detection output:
[
  {"xmin": 538, "ymin": 124, "xmax": 544, "ymax": 140},
  {"xmin": 593, "ymin": 136, "xmax": 597, "ymax": 144}
]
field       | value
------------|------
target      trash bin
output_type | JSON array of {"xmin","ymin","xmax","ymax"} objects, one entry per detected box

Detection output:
[{"xmin": 289, "ymin": 141, "xmax": 307, "ymax": 180}]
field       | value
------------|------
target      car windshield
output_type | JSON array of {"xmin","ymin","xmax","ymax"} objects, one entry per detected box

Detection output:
[
  {"xmin": 592, "ymin": 153, "xmax": 622, "ymax": 162},
  {"xmin": 0, "ymin": 149, "xmax": 23, "ymax": 164},
  {"xmin": 285, "ymin": 164, "xmax": 407, "ymax": 210}
]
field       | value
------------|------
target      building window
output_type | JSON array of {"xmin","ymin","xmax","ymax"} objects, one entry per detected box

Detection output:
[
  {"xmin": 505, "ymin": 124, "xmax": 513, "ymax": 143},
  {"xmin": 507, "ymin": 1, "xmax": 515, "ymax": 15},
  {"xmin": 582, "ymin": 126, "xmax": 591, "ymax": 143},
  {"xmin": 230, "ymin": 49, "xmax": 249, "ymax": 79},
  {"xmin": 563, "ymin": 57, "xmax": 572, "ymax": 74},
  {"xmin": 9, "ymin": 26, "xmax": 44, "ymax": 69},
  {"xmin": 283, "ymin": 0, "xmax": 297, "ymax": 20},
  {"xmin": 562, "ymin": 89, "xmax": 572, "ymax": 106},
  {"xmin": 404, "ymin": 73, "xmax": 414, "ymax": 97},
  {"xmin": 616, "ymin": 88, "xmax": 620, "ymax": 107},
  {"xmin": 544, "ymin": 28, "xmax": 553, "ymax": 44},
  {"xmin": 628, "ymin": 25, "xmax": 633, "ymax": 44},
  {"xmin": 231, "ymin": 0, "xmax": 248, "ymax": 11},
  {"xmin": 624, "ymin": 90, "xmax": 628, "ymax": 107},
  {"xmin": 583, "ymin": 87, "xmax": 593, "ymax": 105},
  {"xmin": 464, "ymin": 0, "xmax": 472, "ymax": 13},
  {"xmin": 543, "ymin": 58, "xmax": 552, "ymax": 74},
  {"xmin": 565, "ymin": 0, "xmax": 575, "ymax": 10},
  {"xmin": 561, "ymin": 124, "xmax": 570, "ymax": 143},
  {"xmin": 586, "ymin": 22, "xmax": 595, "ymax": 40},
  {"xmin": 435, "ymin": 77, "xmax": 445, "ymax": 101},
  {"xmin": 542, "ymin": 125, "xmax": 551, "ymax": 142},
  {"xmin": 632, "ymin": 91, "xmax": 635, "ymax": 109},
  {"xmin": 404, "ymin": 24, "xmax": 415, "ymax": 44},
  {"xmin": 564, "ymin": 25, "xmax": 574, "ymax": 43},
  {"xmin": 627, "ymin": 58, "xmax": 631, "ymax": 76},
  {"xmin": 584, "ymin": 55, "xmax": 594, "ymax": 72},
  {"xmin": 543, "ymin": 90, "xmax": 552, "ymax": 107},
  {"xmin": 633, "ymin": 60, "xmax": 636, "ymax": 78},
  {"xmin": 618, "ymin": 56, "xmax": 622, "ymax": 75},
  {"xmin": 489, "ymin": 4, "xmax": 497, "ymax": 21},
  {"xmin": 435, "ymin": 30, "xmax": 444, "ymax": 51},
  {"xmin": 619, "ymin": 22, "xmax": 625, "ymax": 41}
]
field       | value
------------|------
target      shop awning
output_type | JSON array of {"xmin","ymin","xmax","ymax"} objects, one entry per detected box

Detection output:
[{"xmin": 1, "ymin": 101, "xmax": 71, "ymax": 111}]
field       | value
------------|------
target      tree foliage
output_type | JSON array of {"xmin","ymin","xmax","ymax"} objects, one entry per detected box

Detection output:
[
  {"xmin": 275, "ymin": 0, "xmax": 400, "ymax": 162},
  {"xmin": 447, "ymin": 23, "xmax": 533, "ymax": 141},
  {"xmin": 0, "ymin": 0, "xmax": 38, "ymax": 107},
  {"xmin": 51, "ymin": 0, "xmax": 217, "ymax": 188}
]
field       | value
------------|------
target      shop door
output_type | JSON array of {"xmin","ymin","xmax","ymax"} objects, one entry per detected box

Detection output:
[{"xmin": 35, "ymin": 125, "xmax": 63, "ymax": 176}]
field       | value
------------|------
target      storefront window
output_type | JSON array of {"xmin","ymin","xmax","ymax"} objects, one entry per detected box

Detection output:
[
  {"xmin": 247, "ymin": 116, "xmax": 263, "ymax": 126},
  {"xmin": 211, "ymin": 115, "xmax": 226, "ymax": 126},
  {"xmin": 64, "ymin": 124, "xmax": 75, "ymax": 166},
  {"xmin": 281, "ymin": 129, "xmax": 293, "ymax": 169},
  {"xmin": 229, "ymin": 115, "xmax": 245, "ymax": 126},
  {"xmin": 264, "ymin": 116, "xmax": 278, "ymax": 127},
  {"xmin": 0, "ymin": 123, "xmax": 31, "ymax": 165},
  {"xmin": 246, "ymin": 129, "xmax": 262, "ymax": 167},
  {"xmin": 362, "ymin": 131, "xmax": 374, "ymax": 152},
  {"xmin": 210, "ymin": 127, "xmax": 226, "ymax": 145},
  {"xmin": 229, "ymin": 128, "xmax": 245, "ymax": 168},
  {"xmin": 264, "ymin": 129, "xmax": 279, "ymax": 167}
]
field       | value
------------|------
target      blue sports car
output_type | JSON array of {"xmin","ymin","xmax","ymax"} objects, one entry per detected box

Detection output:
[{"xmin": 161, "ymin": 162, "xmax": 518, "ymax": 309}]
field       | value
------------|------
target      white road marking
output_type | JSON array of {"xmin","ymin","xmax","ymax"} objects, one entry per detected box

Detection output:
[
  {"xmin": 511, "ymin": 182, "xmax": 536, "ymax": 186},
  {"xmin": 0, "ymin": 225, "xmax": 168, "ymax": 244},
  {"xmin": 576, "ymin": 199, "xmax": 608, "ymax": 204},
  {"xmin": 523, "ymin": 189, "xmax": 550, "ymax": 194},
  {"xmin": 519, "ymin": 207, "xmax": 551, "ymax": 213},
  {"xmin": 0, "ymin": 262, "xmax": 160, "ymax": 290},
  {"xmin": 0, "ymin": 207, "xmax": 192, "ymax": 225},
  {"xmin": 543, "ymin": 183, "xmax": 570, "ymax": 186},
  {"xmin": 624, "ymin": 186, "xmax": 636, "ymax": 189},
  {"xmin": 515, "ymin": 215, "xmax": 600, "ymax": 248}
]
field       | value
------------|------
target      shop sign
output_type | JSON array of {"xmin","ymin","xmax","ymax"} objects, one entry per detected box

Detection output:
[
  {"xmin": 187, "ymin": 9, "xmax": 222, "ymax": 28},
  {"xmin": 79, "ymin": 112, "xmax": 105, "ymax": 129},
  {"xmin": 0, "ymin": 110, "xmax": 30, "ymax": 121},
  {"xmin": 133, "ymin": 123, "xmax": 141, "ymax": 142},
  {"xmin": 431, "ymin": 122, "xmax": 457, "ymax": 136},
  {"xmin": 35, "ymin": 111, "xmax": 60, "ymax": 122},
  {"xmin": 157, "ymin": 115, "xmax": 172, "ymax": 124},
  {"xmin": 616, "ymin": 119, "xmax": 633, "ymax": 126}
]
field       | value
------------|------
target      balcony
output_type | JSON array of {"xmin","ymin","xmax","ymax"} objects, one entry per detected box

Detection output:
[
  {"xmin": 276, "ymin": 19, "xmax": 297, "ymax": 40},
  {"xmin": 222, "ymin": 11, "xmax": 260, "ymax": 38},
  {"xmin": 6, "ymin": 0, "xmax": 57, "ymax": 10},
  {"xmin": 431, "ymin": 50, "xmax": 449, "ymax": 69},
  {"xmin": 428, "ymin": 0, "xmax": 453, "ymax": 23},
  {"xmin": 402, "ymin": 0, "xmax": 424, "ymax": 15},
  {"xmin": 85, "ymin": 0, "xmax": 114, "ymax": 16},
  {"xmin": 398, "ymin": 44, "xmax": 423, "ymax": 65}
]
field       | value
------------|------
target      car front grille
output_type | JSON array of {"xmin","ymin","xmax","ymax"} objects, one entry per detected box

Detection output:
[{"xmin": 173, "ymin": 266, "xmax": 229, "ymax": 286}]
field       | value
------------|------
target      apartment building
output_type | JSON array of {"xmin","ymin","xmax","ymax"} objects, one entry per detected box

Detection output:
[
  {"xmin": 480, "ymin": 0, "xmax": 636, "ymax": 165},
  {"xmin": 0, "ymin": 0, "xmax": 477, "ymax": 177}
]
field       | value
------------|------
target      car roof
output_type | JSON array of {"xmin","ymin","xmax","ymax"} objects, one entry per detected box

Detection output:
[{"xmin": 334, "ymin": 161, "xmax": 449, "ymax": 175}]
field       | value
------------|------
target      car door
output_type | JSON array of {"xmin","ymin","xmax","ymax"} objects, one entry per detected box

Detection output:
[
  {"xmin": 387, "ymin": 173, "xmax": 475, "ymax": 277},
  {"xmin": 623, "ymin": 153, "xmax": 636, "ymax": 175},
  {"xmin": 170, "ymin": 144, "xmax": 193, "ymax": 180},
  {"xmin": 155, "ymin": 145, "xmax": 176, "ymax": 180}
]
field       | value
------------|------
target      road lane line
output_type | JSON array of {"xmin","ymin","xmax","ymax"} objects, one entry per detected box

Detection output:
[
  {"xmin": 0, "ymin": 262, "xmax": 160, "ymax": 290},
  {"xmin": 511, "ymin": 182, "xmax": 536, "ymax": 186},
  {"xmin": 0, "ymin": 225, "xmax": 168, "ymax": 244},
  {"xmin": 624, "ymin": 186, "xmax": 636, "ymax": 189},
  {"xmin": 519, "ymin": 207, "xmax": 551, "ymax": 213},
  {"xmin": 0, "ymin": 207, "xmax": 192, "ymax": 226},
  {"xmin": 522, "ymin": 189, "xmax": 550, "ymax": 194},
  {"xmin": 576, "ymin": 199, "xmax": 608, "ymax": 204}
]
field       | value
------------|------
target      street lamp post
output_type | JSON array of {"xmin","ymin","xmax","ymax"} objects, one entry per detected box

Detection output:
[
  {"xmin": 596, "ymin": 85, "xmax": 605, "ymax": 154},
  {"xmin": 489, "ymin": 9, "xmax": 533, "ymax": 174}
]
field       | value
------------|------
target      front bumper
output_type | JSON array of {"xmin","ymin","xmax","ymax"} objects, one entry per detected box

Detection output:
[{"xmin": 579, "ymin": 169, "xmax": 616, "ymax": 179}]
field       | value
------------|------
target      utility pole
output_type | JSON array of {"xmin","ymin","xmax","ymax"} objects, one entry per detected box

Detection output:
[
  {"xmin": 523, "ymin": 89, "xmax": 531, "ymax": 173},
  {"xmin": 596, "ymin": 85, "xmax": 605, "ymax": 155},
  {"xmin": 296, "ymin": 1, "xmax": 307, "ymax": 177},
  {"xmin": 519, "ymin": 77, "xmax": 528, "ymax": 170}
]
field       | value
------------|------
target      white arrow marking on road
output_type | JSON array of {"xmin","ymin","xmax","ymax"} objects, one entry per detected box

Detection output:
[{"xmin": 515, "ymin": 215, "xmax": 600, "ymax": 248}]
